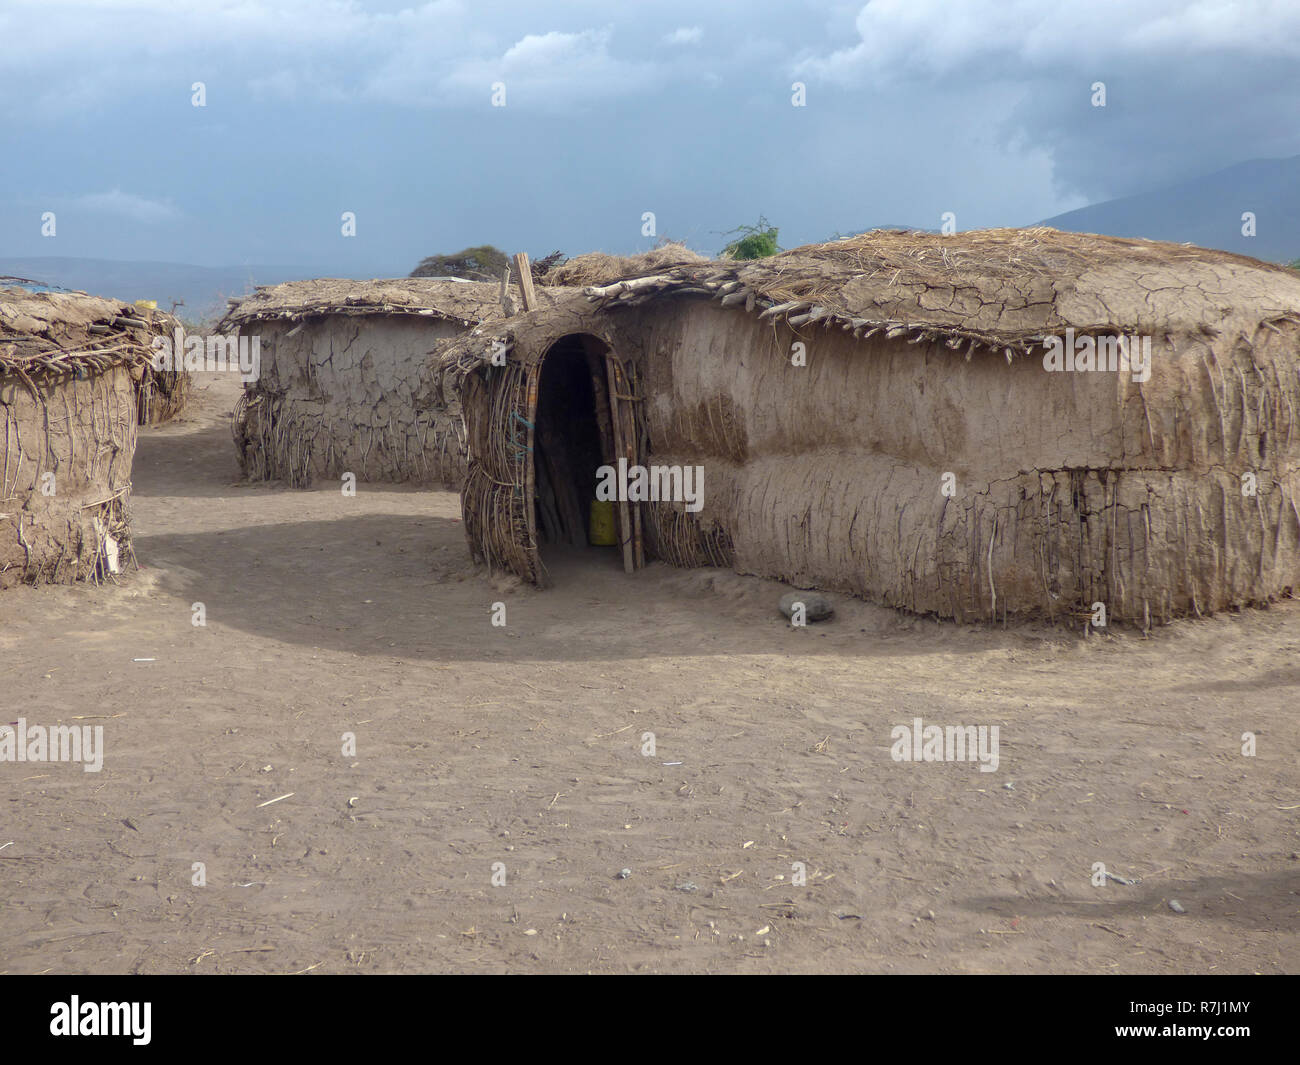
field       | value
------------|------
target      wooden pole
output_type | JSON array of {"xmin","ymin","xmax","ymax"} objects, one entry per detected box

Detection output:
[
  {"xmin": 513, "ymin": 252, "xmax": 538, "ymax": 312},
  {"xmin": 585, "ymin": 348, "xmax": 619, "ymax": 552},
  {"xmin": 609, "ymin": 358, "xmax": 645, "ymax": 568},
  {"xmin": 605, "ymin": 354, "xmax": 635, "ymax": 574},
  {"xmin": 522, "ymin": 363, "xmax": 544, "ymax": 585},
  {"xmin": 497, "ymin": 266, "xmax": 514, "ymax": 315},
  {"xmin": 585, "ymin": 349, "xmax": 617, "ymax": 469}
]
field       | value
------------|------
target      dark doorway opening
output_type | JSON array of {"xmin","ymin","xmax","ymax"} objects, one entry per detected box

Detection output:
[{"xmin": 533, "ymin": 335, "xmax": 613, "ymax": 553}]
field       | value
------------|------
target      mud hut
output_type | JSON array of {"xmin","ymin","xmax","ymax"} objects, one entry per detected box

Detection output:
[
  {"xmin": 221, "ymin": 279, "xmax": 517, "ymax": 488},
  {"xmin": 440, "ymin": 228, "xmax": 1300, "ymax": 626},
  {"xmin": 0, "ymin": 288, "xmax": 167, "ymax": 587}
]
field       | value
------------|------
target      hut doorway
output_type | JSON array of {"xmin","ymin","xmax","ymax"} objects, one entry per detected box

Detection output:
[{"xmin": 532, "ymin": 334, "xmax": 643, "ymax": 573}]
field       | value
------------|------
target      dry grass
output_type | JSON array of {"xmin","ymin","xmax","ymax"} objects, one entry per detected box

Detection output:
[
  {"xmin": 546, "ymin": 243, "xmax": 710, "ymax": 287},
  {"xmin": 219, "ymin": 278, "xmax": 513, "ymax": 329}
]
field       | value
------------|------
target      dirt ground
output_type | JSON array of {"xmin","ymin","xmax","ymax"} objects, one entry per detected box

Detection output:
[{"xmin": 1, "ymin": 370, "xmax": 1297, "ymax": 974}]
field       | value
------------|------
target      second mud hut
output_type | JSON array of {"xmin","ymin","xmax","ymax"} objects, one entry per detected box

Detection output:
[{"xmin": 222, "ymin": 279, "xmax": 513, "ymax": 488}]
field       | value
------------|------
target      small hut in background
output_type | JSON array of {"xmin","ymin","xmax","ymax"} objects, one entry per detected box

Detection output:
[
  {"xmin": 440, "ymin": 228, "xmax": 1300, "ymax": 626},
  {"xmin": 0, "ymin": 288, "xmax": 168, "ymax": 587},
  {"xmin": 136, "ymin": 351, "xmax": 191, "ymax": 426},
  {"xmin": 221, "ymin": 279, "xmax": 516, "ymax": 488}
]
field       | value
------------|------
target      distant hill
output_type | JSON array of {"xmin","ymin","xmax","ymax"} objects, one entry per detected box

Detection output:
[
  {"xmin": 8, "ymin": 160, "xmax": 1296, "ymax": 322},
  {"xmin": 1038, "ymin": 155, "xmax": 1300, "ymax": 264},
  {"xmin": 0, "ymin": 257, "xmax": 322, "ymax": 323}
]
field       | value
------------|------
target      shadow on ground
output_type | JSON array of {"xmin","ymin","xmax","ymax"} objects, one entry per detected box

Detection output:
[
  {"xmin": 962, "ymin": 868, "xmax": 1300, "ymax": 930},
  {"xmin": 134, "ymin": 513, "xmax": 990, "ymax": 665},
  {"xmin": 132, "ymin": 422, "xmax": 243, "ymax": 499}
]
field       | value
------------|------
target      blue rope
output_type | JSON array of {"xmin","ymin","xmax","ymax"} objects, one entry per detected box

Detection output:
[{"xmin": 508, "ymin": 409, "xmax": 534, "ymax": 456}]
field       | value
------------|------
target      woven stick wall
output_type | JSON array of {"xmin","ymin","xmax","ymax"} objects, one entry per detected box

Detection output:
[
  {"xmin": 459, "ymin": 359, "xmax": 546, "ymax": 583},
  {"xmin": 137, "ymin": 366, "xmax": 192, "ymax": 425},
  {"xmin": 0, "ymin": 367, "xmax": 139, "ymax": 587}
]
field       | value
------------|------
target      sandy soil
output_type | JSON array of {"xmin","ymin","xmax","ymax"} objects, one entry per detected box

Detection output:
[{"xmin": 1, "ymin": 370, "xmax": 1297, "ymax": 974}]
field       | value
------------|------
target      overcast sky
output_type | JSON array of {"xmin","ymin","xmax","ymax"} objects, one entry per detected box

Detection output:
[{"xmin": 2, "ymin": 0, "xmax": 1297, "ymax": 273}]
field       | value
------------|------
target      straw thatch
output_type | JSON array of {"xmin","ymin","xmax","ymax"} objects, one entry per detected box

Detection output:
[
  {"xmin": 219, "ymin": 277, "xmax": 517, "ymax": 329},
  {"xmin": 442, "ymin": 228, "xmax": 1300, "ymax": 626},
  {"xmin": 544, "ymin": 243, "xmax": 709, "ymax": 288},
  {"xmin": 221, "ymin": 279, "xmax": 531, "ymax": 488},
  {"xmin": 578, "ymin": 226, "xmax": 1299, "ymax": 354},
  {"xmin": 0, "ymin": 288, "xmax": 172, "ymax": 585}
]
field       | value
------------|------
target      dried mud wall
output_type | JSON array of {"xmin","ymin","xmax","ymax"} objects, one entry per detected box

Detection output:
[
  {"xmin": 234, "ymin": 316, "xmax": 468, "ymax": 488},
  {"xmin": 611, "ymin": 302, "xmax": 1300, "ymax": 624},
  {"xmin": 0, "ymin": 366, "xmax": 138, "ymax": 587}
]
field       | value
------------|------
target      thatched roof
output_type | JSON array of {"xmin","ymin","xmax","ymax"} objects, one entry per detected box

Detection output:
[
  {"xmin": 544, "ymin": 243, "xmax": 711, "ymax": 287},
  {"xmin": 439, "ymin": 228, "xmax": 1300, "ymax": 381},
  {"xmin": 0, "ymin": 287, "xmax": 175, "ymax": 380},
  {"xmin": 577, "ymin": 227, "xmax": 1300, "ymax": 357},
  {"xmin": 219, "ymin": 278, "xmax": 518, "ymax": 331}
]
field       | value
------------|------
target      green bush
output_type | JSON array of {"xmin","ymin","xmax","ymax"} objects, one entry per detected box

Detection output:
[
  {"xmin": 720, "ymin": 217, "xmax": 780, "ymax": 260},
  {"xmin": 410, "ymin": 245, "xmax": 510, "ymax": 280}
]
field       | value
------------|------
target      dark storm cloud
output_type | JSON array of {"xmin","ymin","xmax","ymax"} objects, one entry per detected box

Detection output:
[{"xmin": 0, "ymin": 0, "xmax": 1294, "ymax": 269}]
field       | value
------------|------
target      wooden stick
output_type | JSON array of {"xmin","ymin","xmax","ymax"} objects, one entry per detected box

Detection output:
[
  {"xmin": 612, "ymin": 358, "xmax": 645, "ymax": 568},
  {"xmin": 513, "ymin": 253, "xmax": 538, "ymax": 312},
  {"xmin": 522, "ymin": 363, "xmax": 544, "ymax": 584},
  {"xmin": 585, "ymin": 347, "xmax": 619, "ymax": 552},
  {"xmin": 605, "ymin": 354, "xmax": 635, "ymax": 574},
  {"xmin": 582, "ymin": 274, "xmax": 674, "ymax": 300},
  {"xmin": 612, "ymin": 357, "xmax": 644, "ymax": 567},
  {"xmin": 585, "ymin": 348, "xmax": 616, "ymax": 467},
  {"xmin": 497, "ymin": 267, "xmax": 513, "ymax": 315}
]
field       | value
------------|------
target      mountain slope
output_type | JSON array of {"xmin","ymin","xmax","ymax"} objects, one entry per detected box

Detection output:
[
  {"xmin": 0, "ymin": 257, "xmax": 318, "ymax": 322},
  {"xmin": 1038, "ymin": 155, "xmax": 1300, "ymax": 263}
]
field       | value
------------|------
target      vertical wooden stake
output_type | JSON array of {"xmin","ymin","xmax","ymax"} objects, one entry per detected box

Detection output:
[
  {"xmin": 522, "ymin": 363, "xmax": 545, "ymax": 585},
  {"xmin": 610, "ymin": 358, "xmax": 645, "ymax": 569},
  {"xmin": 605, "ymin": 354, "xmax": 635, "ymax": 574},
  {"xmin": 498, "ymin": 266, "xmax": 513, "ymax": 315},
  {"xmin": 513, "ymin": 252, "xmax": 538, "ymax": 312}
]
